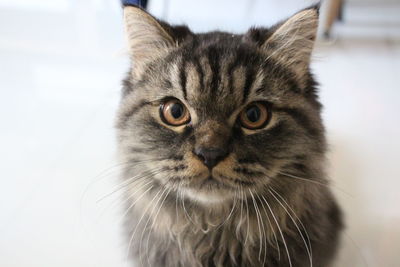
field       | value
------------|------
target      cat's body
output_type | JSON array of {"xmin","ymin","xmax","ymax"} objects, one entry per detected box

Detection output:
[
  {"xmin": 122, "ymin": 180, "xmax": 341, "ymax": 267},
  {"xmin": 117, "ymin": 5, "xmax": 343, "ymax": 267}
]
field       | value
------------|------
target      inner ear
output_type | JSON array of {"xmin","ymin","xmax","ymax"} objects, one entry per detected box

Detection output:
[
  {"xmin": 245, "ymin": 6, "xmax": 319, "ymax": 89},
  {"xmin": 124, "ymin": 6, "xmax": 191, "ymax": 78}
]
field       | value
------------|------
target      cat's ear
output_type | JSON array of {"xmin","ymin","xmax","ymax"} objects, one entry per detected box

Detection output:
[
  {"xmin": 124, "ymin": 6, "xmax": 176, "ymax": 78},
  {"xmin": 247, "ymin": 6, "xmax": 319, "ymax": 88}
]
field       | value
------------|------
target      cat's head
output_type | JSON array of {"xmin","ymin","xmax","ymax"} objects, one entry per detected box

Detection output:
[{"xmin": 117, "ymin": 5, "xmax": 325, "ymax": 203}]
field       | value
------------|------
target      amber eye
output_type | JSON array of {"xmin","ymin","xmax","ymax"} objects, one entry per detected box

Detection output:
[
  {"xmin": 160, "ymin": 98, "xmax": 191, "ymax": 126},
  {"xmin": 239, "ymin": 102, "xmax": 270, "ymax": 129}
]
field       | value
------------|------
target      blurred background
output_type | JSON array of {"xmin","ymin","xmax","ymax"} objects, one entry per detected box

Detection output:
[{"xmin": 0, "ymin": 0, "xmax": 399, "ymax": 266}]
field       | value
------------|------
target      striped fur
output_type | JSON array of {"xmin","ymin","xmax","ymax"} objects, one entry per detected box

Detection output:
[{"xmin": 116, "ymin": 5, "xmax": 343, "ymax": 267}]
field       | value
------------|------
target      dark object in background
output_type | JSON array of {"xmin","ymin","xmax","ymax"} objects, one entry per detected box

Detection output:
[
  {"xmin": 323, "ymin": 0, "xmax": 345, "ymax": 38},
  {"xmin": 122, "ymin": 0, "xmax": 148, "ymax": 9}
]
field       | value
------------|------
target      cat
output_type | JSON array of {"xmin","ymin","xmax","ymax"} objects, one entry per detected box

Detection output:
[{"xmin": 116, "ymin": 4, "xmax": 343, "ymax": 267}]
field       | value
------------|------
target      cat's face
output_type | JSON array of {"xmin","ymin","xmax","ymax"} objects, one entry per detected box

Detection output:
[{"xmin": 117, "ymin": 6, "xmax": 325, "ymax": 203}]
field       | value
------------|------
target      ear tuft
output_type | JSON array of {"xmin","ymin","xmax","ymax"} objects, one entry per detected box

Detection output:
[
  {"xmin": 124, "ymin": 6, "xmax": 176, "ymax": 78},
  {"xmin": 260, "ymin": 7, "xmax": 319, "ymax": 88}
]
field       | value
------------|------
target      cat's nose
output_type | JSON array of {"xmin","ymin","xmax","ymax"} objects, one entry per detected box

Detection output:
[{"xmin": 193, "ymin": 147, "xmax": 228, "ymax": 169}]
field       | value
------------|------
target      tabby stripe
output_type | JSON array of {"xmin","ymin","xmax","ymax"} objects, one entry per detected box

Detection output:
[
  {"xmin": 164, "ymin": 79, "xmax": 173, "ymax": 89},
  {"xmin": 179, "ymin": 60, "xmax": 188, "ymax": 100},
  {"xmin": 193, "ymin": 57, "xmax": 205, "ymax": 92},
  {"xmin": 242, "ymin": 67, "xmax": 255, "ymax": 104},
  {"xmin": 254, "ymin": 74, "xmax": 268, "ymax": 94},
  {"xmin": 129, "ymin": 147, "xmax": 145, "ymax": 153},
  {"xmin": 291, "ymin": 162, "xmax": 309, "ymax": 174},
  {"xmin": 257, "ymin": 58, "xmax": 300, "ymax": 94},
  {"xmin": 233, "ymin": 167, "xmax": 264, "ymax": 176},
  {"xmin": 228, "ymin": 53, "xmax": 245, "ymax": 94},
  {"xmin": 122, "ymin": 77, "xmax": 133, "ymax": 97},
  {"xmin": 275, "ymin": 107, "xmax": 320, "ymax": 137},
  {"xmin": 264, "ymin": 120, "xmax": 286, "ymax": 138},
  {"xmin": 170, "ymin": 155, "xmax": 184, "ymax": 161},
  {"xmin": 119, "ymin": 100, "xmax": 151, "ymax": 127},
  {"xmin": 237, "ymin": 158, "xmax": 258, "ymax": 164},
  {"xmin": 207, "ymin": 47, "xmax": 220, "ymax": 95},
  {"xmin": 227, "ymin": 61, "xmax": 237, "ymax": 94}
]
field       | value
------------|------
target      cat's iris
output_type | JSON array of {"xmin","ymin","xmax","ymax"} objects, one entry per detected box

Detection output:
[
  {"xmin": 160, "ymin": 98, "xmax": 191, "ymax": 126},
  {"xmin": 239, "ymin": 102, "xmax": 270, "ymax": 130}
]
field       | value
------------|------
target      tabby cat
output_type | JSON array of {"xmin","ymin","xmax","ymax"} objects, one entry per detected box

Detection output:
[{"xmin": 116, "ymin": 4, "xmax": 343, "ymax": 267}]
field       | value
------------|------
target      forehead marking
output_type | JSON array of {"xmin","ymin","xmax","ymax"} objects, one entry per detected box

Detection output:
[
  {"xmin": 185, "ymin": 62, "xmax": 201, "ymax": 100},
  {"xmin": 199, "ymin": 56, "xmax": 213, "ymax": 94},
  {"xmin": 249, "ymin": 69, "xmax": 266, "ymax": 100},
  {"xmin": 241, "ymin": 67, "xmax": 253, "ymax": 104},
  {"xmin": 218, "ymin": 57, "xmax": 235, "ymax": 98},
  {"xmin": 193, "ymin": 57, "xmax": 205, "ymax": 94},
  {"xmin": 232, "ymin": 66, "xmax": 246, "ymax": 97},
  {"xmin": 169, "ymin": 60, "xmax": 182, "ymax": 96},
  {"xmin": 207, "ymin": 49, "xmax": 221, "ymax": 97},
  {"xmin": 179, "ymin": 60, "xmax": 188, "ymax": 100}
]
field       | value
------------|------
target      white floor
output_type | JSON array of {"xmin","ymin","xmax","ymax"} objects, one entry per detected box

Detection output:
[{"xmin": 1, "ymin": 1, "xmax": 400, "ymax": 266}]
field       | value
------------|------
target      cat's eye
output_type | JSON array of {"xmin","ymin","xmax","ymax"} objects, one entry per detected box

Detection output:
[
  {"xmin": 239, "ymin": 102, "xmax": 270, "ymax": 130},
  {"xmin": 160, "ymin": 98, "xmax": 191, "ymax": 126}
]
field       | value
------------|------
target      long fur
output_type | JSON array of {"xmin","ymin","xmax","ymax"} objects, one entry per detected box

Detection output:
[{"xmin": 116, "ymin": 5, "xmax": 343, "ymax": 267}]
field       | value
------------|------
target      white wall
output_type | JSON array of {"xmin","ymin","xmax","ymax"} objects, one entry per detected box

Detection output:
[{"xmin": 0, "ymin": 0, "xmax": 399, "ymax": 266}]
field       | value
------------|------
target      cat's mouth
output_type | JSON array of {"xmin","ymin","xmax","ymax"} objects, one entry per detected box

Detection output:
[
  {"xmin": 179, "ymin": 171, "xmax": 257, "ymax": 203},
  {"xmin": 197, "ymin": 174, "xmax": 254, "ymax": 190},
  {"xmin": 182, "ymin": 175, "xmax": 235, "ymax": 203},
  {"xmin": 198, "ymin": 175, "xmax": 226, "ymax": 189}
]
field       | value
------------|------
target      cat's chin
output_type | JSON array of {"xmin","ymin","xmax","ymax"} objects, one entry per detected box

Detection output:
[
  {"xmin": 182, "ymin": 187, "xmax": 233, "ymax": 204},
  {"xmin": 181, "ymin": 176, "xmax": 236, "ymax": 204}
]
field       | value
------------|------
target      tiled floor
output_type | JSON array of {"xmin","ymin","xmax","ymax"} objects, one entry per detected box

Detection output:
[{"xmin": 0, "ymin": 1, "xmax": 399, "ymax": 266}]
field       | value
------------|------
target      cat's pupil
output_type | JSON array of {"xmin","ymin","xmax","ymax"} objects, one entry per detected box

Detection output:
[
  {"xmin": 246, "ymin": 106, "xmax": 260, "ymax": 122},
  {"xmin": 171, "ymin": 103, "xmax": 183, "ymax": 119}
]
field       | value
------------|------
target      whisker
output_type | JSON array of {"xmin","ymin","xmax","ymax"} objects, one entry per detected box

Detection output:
[
  {"xmin": 125, "ymin": 187, "xmax": 164, "ymax": 267},
  {"xmin": 216, "ymin": 188, "xmax": 238, "ymax": 229},
  {"xmin": 255, "ymin": 193, "xmax": 280, "ymax": 263},
  {"xmin": 99, "ymin": 167, "xmax": 167, "ymax": 222},
  {"xmin": 179, "ymin": 184, "xmax": 194, "ymax": 225},
  {"xmin": 118, "ymin": 168, "xmax": 167, "ymax": 204},
  {"xmin": 145, "ymin": 188, "xmax": 171, "ymax": 267},
  {"xmin": 236, "ymin": 185, "xmax": 245, "ymax": 240},
  {"xmin": 269, "ymin": 188, "xmax": 312, "ymax": 267},
  {"xmin": 278, "ymin": 171, "xmax": 352, "ymax": 197},
  {"xmin": 243, "ymin": 185, "xmax": 250, "ymax": 245},
  {"xmin": 261, "ymin": 195, "xmax": 293, "ymax": 267},
  {"xmin": 83, "ymin": 168, "xmax": 164, "ymax": 237},
  {"xmin": 252, "ymin": 190, "xmax": 269, "ymax": 266},
  {"xmin": 269, "ymin": 187, "xmax": 312, "ymax": 261},
  {"xmin": 98, "ymin": 174, "xmax": 150, "ymax": 211},
  {"xmin": 87, "ymin": 157, "xmax": 165, "ymax": 196},
  {"xmin": 278, "ymin": 171, "xmax": 328, "ymax": 187},
  {"xmin": 249, "ymin": 189, "xmax": 264, "ymax": 262},
  {"xmin": 173, "ymin": 188, "xmax": 184, "ymax": 253},
  {"xmin": 96, "ymin": 178, "xmax": 152, "ymax": 222},
  {"xmin": 175, "ymin": 187, "xmax": 179, "ymax": 225},
  {"xmin": 96, "ymin": 167, "xmax": 163, "ymax": 203},
  {"xmin": 80, "ymin": 160, "xmax": 133, "ymax": 219},
  {"xmin": 139, "ymin": 186, "xmax": 169, "ymax": 266},
  {"xmin": 119, "ymin": 182, "xmax": 155, "ymax": 223},
  {"xmin": 342, "ymin": 231, "xmax": 370, "ymax": 267}
]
